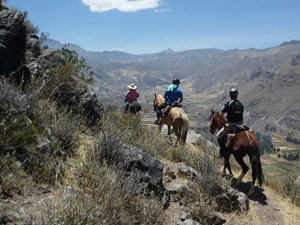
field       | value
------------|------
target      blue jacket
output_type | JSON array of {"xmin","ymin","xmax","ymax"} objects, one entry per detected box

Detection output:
[{"xmin": 164, "ymin": 88, "xmax": 183, "ymax": 105}]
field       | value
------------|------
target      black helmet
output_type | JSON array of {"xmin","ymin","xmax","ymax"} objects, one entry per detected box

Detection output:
[
  {"xmin": 229, "ymin": 88, "xmax": 238, "ymax": 97},
  {"xmin": 172, "ymin": 79, "xmax": 180, "ymax": 85}
]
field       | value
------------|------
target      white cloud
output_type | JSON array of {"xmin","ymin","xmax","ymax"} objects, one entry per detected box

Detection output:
[
  {"xmin": 155, "ymin": 8, "xmax": 171, "ymax": 13},
  {"xmin": 82, "ymin": 0, "xmax": 161, "ymax": 13}
]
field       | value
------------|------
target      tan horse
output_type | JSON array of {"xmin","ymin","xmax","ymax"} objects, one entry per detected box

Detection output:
[
  {"xmin": 153, "ymin": 94, "xmax": 189, "ymax": 146},
  {"xmin": 209, "ymin": 109, "xmax": 264, "ymax": 195}
]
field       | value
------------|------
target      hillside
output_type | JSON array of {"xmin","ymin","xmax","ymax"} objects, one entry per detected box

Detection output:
[
  {"xmin": 45, "ymin": 39, "xmax": 300, "ymax": 134},
  {"xmin": 1, "ymin": 3, "xmax": 300, "ymax": 225}
]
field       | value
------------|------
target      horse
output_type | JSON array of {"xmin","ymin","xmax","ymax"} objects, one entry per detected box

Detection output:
[
  {"xmin": 208, "ymin": 109, "xmax": 264, "ymax": 196},
  {"xmin": 124, "ymin": 101, "xmax": 142, "ymax": 115},
  {"xmin": 153, "ymin": 94, "xmax": 189, "ymax": 146}
]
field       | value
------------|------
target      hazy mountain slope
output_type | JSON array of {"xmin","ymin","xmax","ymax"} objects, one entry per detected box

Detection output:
[{"xmin": 45, "ymin": 39, "xmax": 300, "ymax": 132}]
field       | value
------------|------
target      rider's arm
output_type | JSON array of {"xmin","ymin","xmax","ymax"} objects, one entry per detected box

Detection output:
[
  {"xmin": 221, "ymin": 102, "xmax": 229, "ymax": 113},
  {"xmin": 179, "ymin": 90, "xmax": 183, "ymax": 103}
]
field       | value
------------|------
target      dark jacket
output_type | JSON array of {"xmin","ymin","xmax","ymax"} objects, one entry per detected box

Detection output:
[{"xmin": 221, "ymin": 100, "xmax": 244, "ymax": 123}]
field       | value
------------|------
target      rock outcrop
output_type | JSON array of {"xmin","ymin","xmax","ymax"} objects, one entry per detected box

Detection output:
[
  {"xmin": 216, "ymin": 186, "xmax": 249, "ymax": 212},
  {"xmin": 0, "ymin": 7, "xmax": 26, "ymax": 76},
  {"xmin": 115, "ymin": 145, "xmax": 165, "ymax": 195}
]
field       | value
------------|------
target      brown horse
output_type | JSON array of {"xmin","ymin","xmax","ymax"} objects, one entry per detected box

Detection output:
[
  {"xmin": 209, "ymin": 109, "xmax": 264, "ymax": 195},
  {"xmin": 153, "ymin": 94, "xmax": 189, "ymax": 146}
]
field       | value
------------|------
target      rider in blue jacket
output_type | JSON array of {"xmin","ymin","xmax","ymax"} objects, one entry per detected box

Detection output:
[{"xmin": 154, "ymin": 79, "xmax": 183, "ymax": 124}]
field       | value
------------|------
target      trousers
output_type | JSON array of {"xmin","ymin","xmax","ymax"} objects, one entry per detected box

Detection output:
[{"xmin": 216, "ymin": 121, "xmax": 244, "ymax": 138}]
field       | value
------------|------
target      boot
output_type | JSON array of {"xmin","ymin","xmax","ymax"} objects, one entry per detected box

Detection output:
[{"xmin": 217, "ymin": 138, "xmax": 226, "ymax": 158}]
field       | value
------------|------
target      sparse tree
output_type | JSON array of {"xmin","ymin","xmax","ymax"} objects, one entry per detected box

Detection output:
[{"xmin": 40, "ymin": 32, "xmax": 50, "ymax": 44}]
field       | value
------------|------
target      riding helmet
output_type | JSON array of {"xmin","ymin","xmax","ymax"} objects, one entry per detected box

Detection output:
[
  {"xmin": 172, "ymin": 79, "xmax": 180, "ymax": 85},
  {"xmin": 229, "ymin": 88, "xmax": 238, "ymax": 97}
]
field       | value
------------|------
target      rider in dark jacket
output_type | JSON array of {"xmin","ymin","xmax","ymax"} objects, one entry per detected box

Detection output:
[{"xmin": 217, "ymin": 88, "xmax": 244, "ymax": 157}]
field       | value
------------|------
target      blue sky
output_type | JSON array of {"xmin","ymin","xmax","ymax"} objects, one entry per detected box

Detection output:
[{"xmin": 9, "ymin": 0, "xmax": 300, "ymax": 54}]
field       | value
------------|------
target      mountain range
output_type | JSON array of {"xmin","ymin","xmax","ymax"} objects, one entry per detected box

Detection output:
[{"xmin": 45, "ymin": 39, "xmax": 300, "ymax": 133}]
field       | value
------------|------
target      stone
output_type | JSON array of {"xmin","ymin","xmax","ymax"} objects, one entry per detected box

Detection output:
[
  {"xmin": 165, "ymin": 167, "xmax": 177, "ymax": 179},
  {"xmin": 211, "ymin": 212, "xmax": 226, "ymax": 225},
  {"xmin": 26, "ymin": 37, "xmax": 41, "ymax": 57},
  {"xmin": 180, "ymin": 212, "xmax": 188, "ymax": 221},
  {"xmin": 184, "ymin": 219, "xmax": 201, "ymax": 225},
  {"xmin": 0, "ymin": 8, "xmax": 26, "ymax": 76},
  {"xmin": 216, "ymin": 186, "xmax": 249, "ymax": 212},
  {"xmin": 0, "ymin": 214, "xmax": 9, "ymax": 224},
  {"xmin": 178, "ymin": 163, "xmax": 199, "ymax": 178},
  {"xmin": 114, "ymin": 145, "xmax": 165, "ymax": 195},
  {"xmin": 36, "ymin": 138, "xmax": 52, "ymax": 152},
  {"xmin": 67, "ymin": 87, "xmax": 103, "ymax": 125}
]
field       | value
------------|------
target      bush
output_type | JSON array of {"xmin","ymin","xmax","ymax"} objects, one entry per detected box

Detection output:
[
  {"xmin": 23, "ymin": 11, "xmax": 39, "ymax": 34},
  {"xmin": 50, "ymin": 162, "xmax": 164, "ymax": 224},
  {"xmin": 59, "ymin": 45, "xmax": 94, "ymax": 84}
]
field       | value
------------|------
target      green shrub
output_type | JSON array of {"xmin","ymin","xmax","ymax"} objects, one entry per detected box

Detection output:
[{"xmin": 59, "ymin": 45, "xmax": 94, "ymax": 84}]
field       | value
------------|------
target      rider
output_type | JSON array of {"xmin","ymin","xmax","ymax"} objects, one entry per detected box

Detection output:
[
  {"xmin": 154, "ymin": 79, "xmax": 183, "ymax": 124},
  {"xmin": 124, "ymin": 83, "xmax": 140, "ymax": 112},
  {"xmin": 216, "ymin": 88, "xmax": 244, "ymax": 157}
]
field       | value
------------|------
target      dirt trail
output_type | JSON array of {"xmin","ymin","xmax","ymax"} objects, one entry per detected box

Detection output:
[{"xmin": 226, "ymin": 174, "xmax": 300, "ymax": 225}]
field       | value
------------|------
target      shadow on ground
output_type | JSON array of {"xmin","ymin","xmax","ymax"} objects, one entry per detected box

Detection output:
[{"xmin": 230, "ymin": 178, "xmax": 268, "ymax": 205}]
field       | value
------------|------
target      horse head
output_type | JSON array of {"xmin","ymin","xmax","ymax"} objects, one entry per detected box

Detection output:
[{"xmin": 208, "ymin": 108, "xmax": 224, "ymax": 134}]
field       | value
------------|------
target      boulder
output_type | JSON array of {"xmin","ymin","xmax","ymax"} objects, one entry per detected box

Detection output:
[
  {"xmin": 178, "ymin": 163, "xmax": 199, "ymax": 178},
  {"xmin": 0, "ymin": 8, "xmax": 26, "ymax": 76},
  {"xmin": 115, "ymin": 145, "xmax": 165, "ymax": 195},
  {"xmin": 67, "ymin": 87, "xmax": 103, "ymax": 124},
  {"xmin": 183, "ymin": 219, "xmax": 201, "ymax": 225},
  {"xmin": 210, "ymin": 212, "xmax": 226, "ymax": 225},
  {"xmin": 216, "ymin": 186, "xmax": 249, "ymax": 212},
  {"xmin": 26, "ymin": 37, "xmax": 41, "ymax": 57}
]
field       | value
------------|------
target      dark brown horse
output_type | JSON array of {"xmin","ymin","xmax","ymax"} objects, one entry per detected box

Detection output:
[
  {"xmin": 209, "ymin": 109, "xmax": 264, "ymax": 195},
  {"xmin": 153, "ymin": 94, "xmax": 189, "ymax": 146}
]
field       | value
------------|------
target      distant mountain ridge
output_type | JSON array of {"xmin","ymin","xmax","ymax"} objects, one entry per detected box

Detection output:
[{"xmin": 45, "ymin": 39, "xmax": 300, "ymax": 133}]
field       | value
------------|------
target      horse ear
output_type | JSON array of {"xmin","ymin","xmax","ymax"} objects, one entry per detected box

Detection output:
[
  {"xmin": 211, "ymin": 108, "xmax": 214, "ymax": 114},
  {"xmin": 155, "ymin": 93, "xmax": 157, "ymax": 98}
]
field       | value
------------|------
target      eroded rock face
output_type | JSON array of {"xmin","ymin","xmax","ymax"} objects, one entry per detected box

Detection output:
[
  {"xmin": 216, "ymin": 186, "xmax": 249, "ymax": 212},
  {"xmin": 67, "ymin": 87, "xmax": 103, "ymax": 124},
  {"xmin": 115, "ymin": 145, "xmax": 165, "ymax": 195},
  {"xmin": 0, "ymin": 8, "xmax": 26, "ymax": 75}
]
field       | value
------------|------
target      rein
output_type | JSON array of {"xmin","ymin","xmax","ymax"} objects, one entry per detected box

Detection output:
[{"xmin": 209, "ymin": 113, "xmax": 226, "ymax": 131}]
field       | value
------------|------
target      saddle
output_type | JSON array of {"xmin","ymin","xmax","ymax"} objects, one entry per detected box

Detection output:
[
  {"xmin": 161, "ymin": 105, "xmax": 172, "ymax": 117},
  {"xmin": 161, "ymin": 101, "xmax": 183, "ymax": 117},
  {"xmin": 225, "ymin": 125, "xmax": 250, "ymax": 149}
]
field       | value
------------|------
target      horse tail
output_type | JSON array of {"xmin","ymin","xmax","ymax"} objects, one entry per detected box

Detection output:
[
  {"xmin": 250, "ymin": 144, "xmax": 264, "ymax": 187},
  {"xmin": 180, "ymin": 114, "xmax": 189, "ymax": 145}
]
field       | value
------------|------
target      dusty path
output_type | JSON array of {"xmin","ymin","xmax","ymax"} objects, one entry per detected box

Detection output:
[{"xmin": 226, "ymin": 178, "xmax": 300, "ymax": 225}]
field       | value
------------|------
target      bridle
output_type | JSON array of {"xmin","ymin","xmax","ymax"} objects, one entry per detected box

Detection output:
[{"xmin": 208, "ymin": 114, "xmax": 217, "ymax": 131}]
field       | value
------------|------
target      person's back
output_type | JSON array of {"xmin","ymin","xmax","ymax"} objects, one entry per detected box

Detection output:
[
  {"xmin": 165, "ymin": 87, "xmax": 183, "ymax": 105},
  {"xmin": 124, "ymin": 83, "xmax": 140, "ymax": 113},
  {"xmin": 216, "ymin": 88, "xmax": 244, "ymax": 157},
  {"xmin": 222, "ymin": 99, "xmax": 244, "ymax": 123},
  {"xmin": 126, "ymin": 89, "xmax": 139, "ymax": 102},
  {"xmin": 154, "ymin": 79, "xmax": 183, "ymax": 124}
]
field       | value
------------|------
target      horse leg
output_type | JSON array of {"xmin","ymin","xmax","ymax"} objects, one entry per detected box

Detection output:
[
  {"xmin": 223, "ymin": 154, "xmax": 233, "ymax": 175},
  {"xmin": 159, "ymin": 124, "xmax": 163, "ymax": 133},
  {"xmin": 167, "ymin": 125, "xmax": 172, "ymax": 143},
  {"xmin": 174, "ymin": 126, "xmax": 180, "ymax": 147},
  {"xmin": 248, "ymin": 154, "xmax": 256, "ymax": 196},
  {"xmin": 234, "ymin": 154, "xmax": 249, "ymax": 185}
]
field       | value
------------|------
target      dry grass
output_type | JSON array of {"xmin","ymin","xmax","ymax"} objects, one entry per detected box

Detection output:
[
  {"xmin": 50, "ymin": 160, "xmax": 165, "ymax": 225},
  {"xmin": 265, "ymin": 173, "xmax": 300, "ymax": 207}
]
